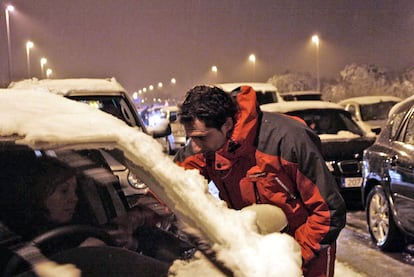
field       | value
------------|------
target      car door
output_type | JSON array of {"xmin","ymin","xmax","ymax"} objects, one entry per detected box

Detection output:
[{"xmin": 388, "ymin": 108, "xmax": 414, "ymax": 233}]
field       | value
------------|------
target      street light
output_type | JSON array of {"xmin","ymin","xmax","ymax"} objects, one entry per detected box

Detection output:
[
  {"xmin": 40, "ymin": 58, "xmax": 47, "ymax": 78},
  {"xmin": 249, "ymin": 54, "xmax": 256, "ymax": 80},
  {"xmin": 170, "ymin": 78, "xmax": 176, "ymax": 85},
  {"xmin": 211, "ymin": 65, "xmax": 218, "ymax": 73},
  {"xmin": 5, "ymin": 5, "xmax": 14, "ymax": 82},
  {"xmin": 46, "ymin": 68, "xmax": 52, "ymax": 79},
  {"xmin": 26, "ymin": 41, "xmax": 34, "ymax": 78},
  {"xmin": 311, "ymin": 34, "xmax": 320, "ymax": 92}
]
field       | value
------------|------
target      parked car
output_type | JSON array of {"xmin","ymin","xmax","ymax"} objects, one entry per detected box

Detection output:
[
  {"xmin": 362, "ymin": 95, "xmax": 414, "ymax": 252},
  {"xmin": 141, "ymin": 105, "xmax": 186, "ymax": 155},
  {"xmin": 279, "ymin": 90, "xmax": 322, "ymax": 101},
  {"xmin": 8, "ymin": 78, "xmax": 172, "ymax": 203},
  {"xmin": 0, "ymin": 89, "xmax": 302, "ymax": 276},
  {"xmin": 338, "ymin": 96, "xmax": 402, "ymax": 135},
  {"xmin": 215, "ymin": 82, "xmax": 284, "ymax": 105},
  {"xmin": 261, "ymin": 101, "xmax": 376, "ymax": 209}
]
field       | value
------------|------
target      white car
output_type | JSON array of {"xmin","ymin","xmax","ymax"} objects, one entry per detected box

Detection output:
[{"xmin": 338, "ymin": 96, "xmax": 402, "ymax": 135}]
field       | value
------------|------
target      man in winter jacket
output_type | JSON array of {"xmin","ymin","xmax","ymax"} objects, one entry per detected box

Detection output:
[{"xmin": 174, "ymin": 85, "xmax": 346, "ymax": 277}]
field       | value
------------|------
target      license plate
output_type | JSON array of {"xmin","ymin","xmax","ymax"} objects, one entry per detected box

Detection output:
[{"xmin": 342, "ymin": 177, "xmax": 362, "ymax": 188}]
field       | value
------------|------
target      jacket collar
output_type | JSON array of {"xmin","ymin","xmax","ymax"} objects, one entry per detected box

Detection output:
[{"xmin": 209, "ymin": 86, "xmax": 259, "ymax": 170}]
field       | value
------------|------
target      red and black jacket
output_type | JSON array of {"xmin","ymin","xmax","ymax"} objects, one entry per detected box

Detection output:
[{"xmin": 174, "ymin": 86, "xmax": 346, "ymax": 263}]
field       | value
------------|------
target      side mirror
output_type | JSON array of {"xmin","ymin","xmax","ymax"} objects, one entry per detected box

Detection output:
[
  {"xmin": 147, "ymin": 120, "xmax": 172, "ymax": 138},
  {"xmin": 169, "ymin": 113, "xmax": 177, "ymax": 123}
]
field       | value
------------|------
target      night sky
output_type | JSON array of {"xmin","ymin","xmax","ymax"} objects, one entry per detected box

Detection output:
[{"xmin": 1, "ymin": 0, "xmax": 414, "ymax": 99}]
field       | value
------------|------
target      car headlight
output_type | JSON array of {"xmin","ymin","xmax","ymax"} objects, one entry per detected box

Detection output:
[{"xmin": 127, "ymin": 171, "xmax": 147, "ymax": 189}]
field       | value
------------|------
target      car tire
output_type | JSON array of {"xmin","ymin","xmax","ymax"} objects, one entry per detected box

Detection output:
[{"xmin": 366, "ymin": 186, "xmax": 404, "ymax": 251}]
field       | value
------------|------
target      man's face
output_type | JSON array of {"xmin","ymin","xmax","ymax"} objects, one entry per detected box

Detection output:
[{"xmin": 184, "ymin": 118, "xmax": 232, "ymax": 154}]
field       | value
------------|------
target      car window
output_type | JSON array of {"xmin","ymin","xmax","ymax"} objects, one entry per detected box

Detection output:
[
  {"xmin": 256, "ymin": 91, "xmax": 278, "ymax": 105},
  {"xmin": 68, "ymin": 95, "xmax": 139, "ymax": 127},
  {"xmin": 403, "ymin": 113, "xmax": 414, "ymax": 145},
  {"xmin": 360, "ymin": 101, "xmax": 399, "ymax": 121},
  {"xmin": 0, "ymin": 148, "xmax": 128, "ymax": 242},
  {"xmin": 390, "ymin": 111, "xmax": 407, "ymax": 139},
  {"xmin": 288, "ymin": 109, "xmax": 363, "ymax": 136}
]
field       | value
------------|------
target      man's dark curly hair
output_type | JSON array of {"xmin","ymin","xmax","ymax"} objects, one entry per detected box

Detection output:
[{"xmin": 178, "ymin": 85, "xmax": 238, "ymax": 130}]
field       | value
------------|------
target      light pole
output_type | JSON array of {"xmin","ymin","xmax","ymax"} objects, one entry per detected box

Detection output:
[
  {"xmin": 5, "ymin": 5, "xmax": 14, "ymax": 82},
  {"xmin": 249, "ymin": 54, "xmax": 256, "ymax": 81},
  {"xmin": 40, "ymin": 58, "xmax": 47, "ymax": 78},
  {"xmin": 26, "ymin": 41, "xmax": 34, "ymax": 78},
  {"xmin": 311, "ymin": 35, "xmax": 320, "ymax": 92},
  {"xmin": 46, "ymin": 68, "xmax": 52, "ymax": 79}
]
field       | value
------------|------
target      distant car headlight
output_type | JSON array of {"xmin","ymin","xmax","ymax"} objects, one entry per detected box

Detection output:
[{"xmin": 127, "ymin": 171, "xmax": 147, "ymax": 189}]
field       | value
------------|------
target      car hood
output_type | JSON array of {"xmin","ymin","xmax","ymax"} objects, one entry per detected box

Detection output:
[{"xmin": 319, "ymin": 134, "xmax": 375, "ymax": 160}]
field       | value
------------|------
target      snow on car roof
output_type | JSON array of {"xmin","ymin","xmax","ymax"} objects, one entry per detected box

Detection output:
[
  {"xmin": 338, "ymin": 95, "xmax": 402, "ymax": 105},
  {"xmin": 8, "ymin": 77, "xmax": 126, "ymax": 95},
  {"xmin": 278, "ymin": 90, "xmax": 321, "ymax": 96},
  {"xmin": 260, "ymin": 100, "xmax": 344, "ymax": 113},
  {"xmin": 0, "ymin": 88, "xmax": 302, "ymax": 276}
]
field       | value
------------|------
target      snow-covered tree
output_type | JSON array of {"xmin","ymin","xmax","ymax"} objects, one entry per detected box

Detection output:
[{"xmin": 267, "ymin": 72, "xmax": 315, "ymax": 93}]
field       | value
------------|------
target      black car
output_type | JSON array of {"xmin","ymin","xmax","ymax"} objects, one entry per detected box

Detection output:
[
  {"xmin": 261, "ymin": 101, "xmax": 376, "ymax": 209},
  {"xmin": 362, "ymin": 95, "xmax": 414, "ymax": 251}
]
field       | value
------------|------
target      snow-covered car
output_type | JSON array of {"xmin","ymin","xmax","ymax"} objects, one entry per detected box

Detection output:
[
  {"xmin": 362, "ymin": 95, "xmax": 414, "ymax": 252},
  {"xmin": 0, "ymin": 89, "xmax": 302, "ymax": 277},
  {"xmin": 141, "ymin": 105, "xmax": 186, "ymax": 155},
  {"xmin": 261, "ymin": 101, "xmax": 376, "ymax": 209},
  {"xmin": 338, "ymin": 96, "xmax": 402, "ymax": 135},
  {"xmin": 8, "ymin": 78, "xmax": 172, "ymax": 201}
]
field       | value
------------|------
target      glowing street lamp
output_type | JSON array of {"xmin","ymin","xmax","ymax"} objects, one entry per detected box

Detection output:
[
  {"xmin": 5, "ymin": 5, "xmax": 15, "ymax": 82},
  {"xmin": 40, "ymin": 58, "xmax": 47, "ymax": 78},
  {"xmin": 46, "ymin": 68, "xmax": 52, "ymax": 79},
  {"xmin": 249, "ymin": 54, "xmax": 256, "ymax": 80},
  {"xmin": 211, "ymin": 65, "xmax": 218, "ymax": 73},
  {"xmin": 170, "ymin": 78, "xmax": 176, "ymax": 85},
  {"xmin": 311, "ymin": 34, "xmax": 320, "ymax": 92},
  {"xmin": 26, "ymin": 41, "xmax": 34, "ymax": 78}
]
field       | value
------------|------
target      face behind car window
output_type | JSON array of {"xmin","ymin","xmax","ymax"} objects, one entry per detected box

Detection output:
[
  {"xmin": 45, "ymin": 175, "xmax": 78, "ymax": 224},
  {"xmin": 0, "ymin": 149, "xmax": 124, "ymax": 241}
]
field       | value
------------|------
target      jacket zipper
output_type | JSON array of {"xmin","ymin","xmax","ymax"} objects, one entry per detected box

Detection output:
[{"xmin": 274, "ymin": 176, "xmax": 297, "ymax": 200}]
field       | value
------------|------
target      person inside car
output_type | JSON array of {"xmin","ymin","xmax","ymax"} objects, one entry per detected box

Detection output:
[
  {"xmin": 0, "ymin": 153, "xmax": 166, "ymax": 276},
  {"xmin": 174, "ymin": 85, "xmax": 347, "ymax": 277}
]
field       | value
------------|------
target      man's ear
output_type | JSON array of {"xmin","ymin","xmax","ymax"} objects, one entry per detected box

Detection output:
[{"xmin": 221, "ymin": 117, "xmax": 234, "ymax": 135}]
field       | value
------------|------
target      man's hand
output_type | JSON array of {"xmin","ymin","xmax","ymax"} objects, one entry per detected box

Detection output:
[{"xmin": 105, "ymin": 206, "xmax": 160, "ymax": 250}]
